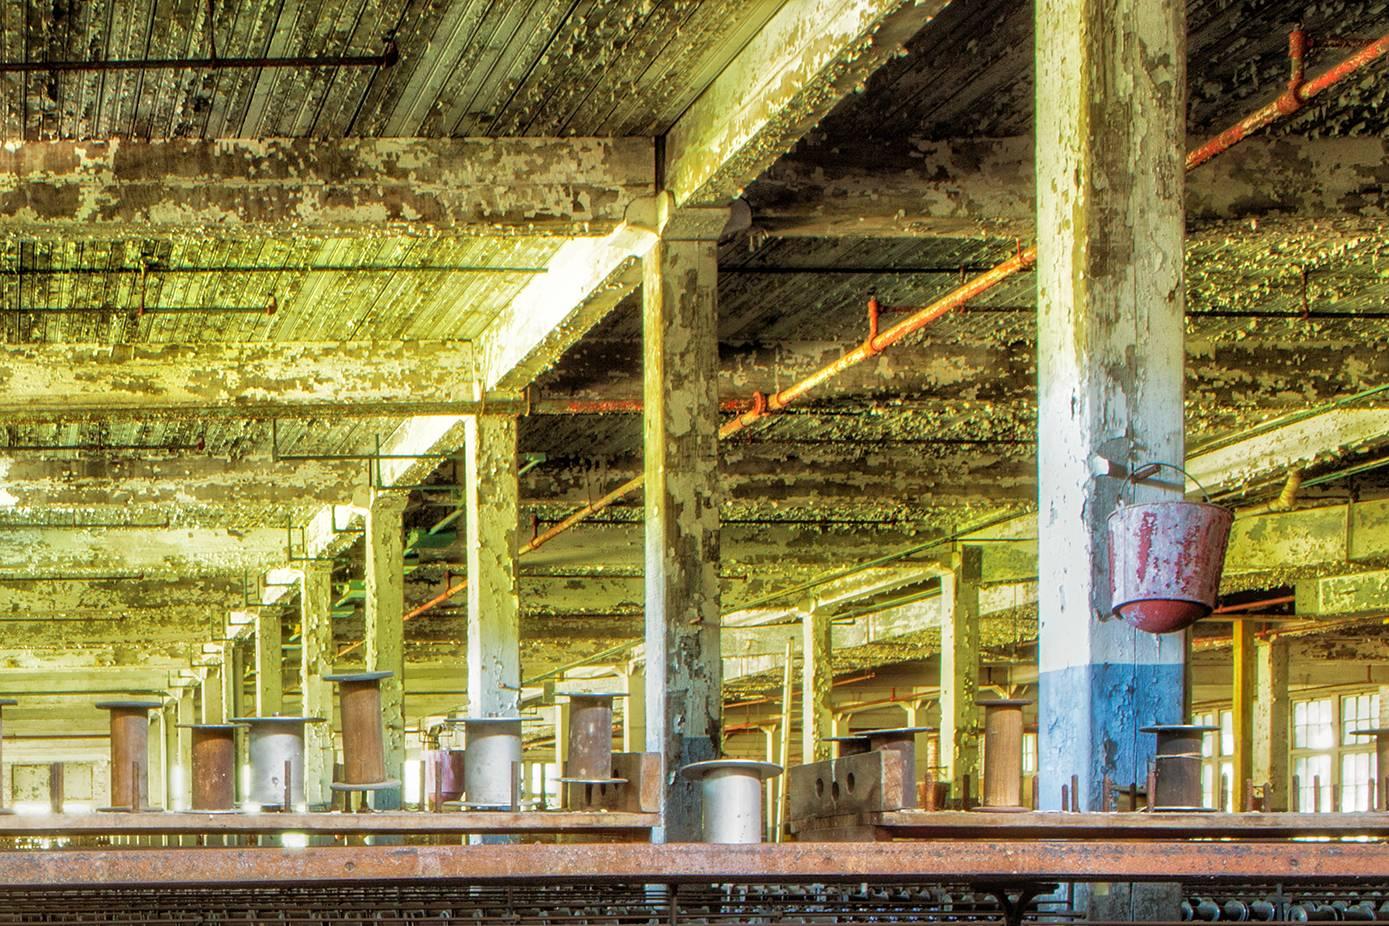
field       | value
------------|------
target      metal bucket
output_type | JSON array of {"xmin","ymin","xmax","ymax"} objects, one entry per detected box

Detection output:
[{"xmin": 1108, "ymin": 499, "xmax": 1233, "ymax": 634}]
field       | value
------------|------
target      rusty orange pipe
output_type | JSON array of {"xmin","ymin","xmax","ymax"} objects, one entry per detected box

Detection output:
[{"xmin": 340, "ymin": 28, "xmax": 1389, "ymax": 656}]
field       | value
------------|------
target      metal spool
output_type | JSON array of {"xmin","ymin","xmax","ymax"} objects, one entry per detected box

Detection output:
[
  {"xmin": 826, "ymin": 734, "xmax": 872, "ymax": 757},
  {"xmin": 1142, "ymin": 723, "xmax": 1219, "ymax": 811},
  {"xmin": 324, "ymin": 671, "xmax": 399, "ymax": 797},
  {"xmin": 95, "ymin": 700, "xmax": 162, "ymax": 812},
  {"xmin": 446, "ymin": 717, "xmax": 524, "ymax": 810},
  {"xmin": 179, "ymin": 723, "xmax": 239, "ymax": 812},
  {"xmin": 557, "ymin": 693, "xmax": 627, "ymax": 803},
  {"xmin": 976, "ymin": 698, "xmax": 1031, "ymax": 812},
  {"xmin": 678, "ymin": 759, "xmax": 782, "ymax": 844},
  {"xmin": 231, "ymin": 716, "xmax": 324, "ymax": 811},
  {"xmin": 0, "ymin": 699, "xmax": 15, "ymax": 814},
  {"xmin": 860, "ymin": 726, "xmax": 933, "ymax": 809}
]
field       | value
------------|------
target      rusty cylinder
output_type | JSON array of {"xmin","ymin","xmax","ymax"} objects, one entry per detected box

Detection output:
[
  {"xmin": 978, "ymin": 698, "xmax": 1030, "ymax": 812},
  {"xmin": 1143, "ymin": 723, "xmax": 1219, "ymax": 811},
  {"xmin": 561, "ymin": 693, "xmax": 623, "ymax": 781},
  {"xmin": 183, "ymin": 723, "xmax": 238, "ymax": 811},
  {"xmin": 96, "ymin": 700, "xmax": 161, "ymax": 812},
  {"xmin": 325, "ymin": 671, "xmax": 395, "ymax": 788}
]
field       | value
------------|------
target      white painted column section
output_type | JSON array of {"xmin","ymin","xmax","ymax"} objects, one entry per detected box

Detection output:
[
  {"xmin": 643, "ymin": 206, "xmax": 725, "ymax": 843},
  {"xmin": 365, "ymin": 491, "xmax": 407, "ymax": 809},
  {"xmin": 464, "ymin": 415, "xmax": 521, "ymax": 717},
  {"xmin": 801, "ymin": 606, "xmax": 832, "ymax": 764},
  {"xmin": 300, "ymin": 562, "xmax": 335, "ymax": 809},
  {"xmin": 1253, "ymin": 638, "xmax": 1291, "ymax": 810}
]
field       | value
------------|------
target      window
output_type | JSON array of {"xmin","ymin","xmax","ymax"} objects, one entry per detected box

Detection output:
[
  {"xmin": 1290, "ymin": 692, "xmax": 1379, "ymax": 812},
  {"xmin": 1195, "ymin": 708, "xmax": 1234, "ymax": 811}
]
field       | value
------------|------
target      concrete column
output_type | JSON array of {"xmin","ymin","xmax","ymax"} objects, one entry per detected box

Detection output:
[
  {"xmin": 464, "ymin": 415, "xmax": 521, "ymax": 717},
  {"xmin": 255, "ymin": 609, "xmax": 283, "ymax": 716},
  {"xmin": 300, "ymin": 562, "xmax": 335, "ymax": 809},
  {"xmin": 1036, "ymin": 0, "xmax": 1185, "ymax": 918},
  {"xmin": 1036, "ymin": 0, "xmax": 1187, "ymax": 806},
  {"xmin": 801, "ymin": 606, "xmax": 833, "ymax": 763},
  {"xmin": 201, "ymin": 663, "xmax": 224, "ymax": 724},
  {"xmin": 552, "ymin": 703, "xmax": 570, "ymax": 801},
  {"xmin": 365, "ymin": 491, "xmax": 408, "ymax": 809},
  {"xmin": 161, "ymin": 702, "xmax": 178, "ymax": 810},
  {"xmin": 1252, "ymin": 637, "xmax": 1291, "ymax": 810},
  {"xmin": 228, "ymin": 642, "xmax": 247, "ymax": 801},
  {"xmin": 940, "ymin": 546, "xmax": 982, "ymax": 800},
  {"xmin": 642, "ymin": 222, "xmax": 723, "ymax": 843},
  {"xmin": 176, "ymin": 689, "xmax": 194, "ymax": 810},
  {"xmin": 906, "ymin": 700, "xmax": 933, "ymax": 782},
  {"xmin": 621, "ymin": 664, "xmax": 646, "ymax": 753},
  {"xmin": 1232, "ymin": 621, "xmax": 1256, "ymax": 810}
]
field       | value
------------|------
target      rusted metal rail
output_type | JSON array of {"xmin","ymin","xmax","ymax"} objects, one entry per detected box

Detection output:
[
  {"xmin": 2, "ymin": 841, "xmax": 1389, "ymax": 888},
  {"xmin": 0, "ymin": 810, "xmax": 657, "ymax": 837}
]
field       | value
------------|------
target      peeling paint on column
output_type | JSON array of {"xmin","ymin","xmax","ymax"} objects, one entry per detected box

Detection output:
[
  {"xmin": 364, "ymin": 492, "xmax": 408, "ymax": 808},
  {"xmin": 300, "ymin": 563, "xmax": 335, "ymax": 810},
  {"xmin": 643, "ymin": 233, "xmax": 723, "ymax": 842},
  {"xmin": 465, "ymin": 416, "xmax": 522, "ymax": 717}
]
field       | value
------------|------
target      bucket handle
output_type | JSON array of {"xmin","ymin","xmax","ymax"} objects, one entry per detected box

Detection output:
[{"xmin": 1122, "ymin": 461, "xmax": 1214, "ymax": 504}]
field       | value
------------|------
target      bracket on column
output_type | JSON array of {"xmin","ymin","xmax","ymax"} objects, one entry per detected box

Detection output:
[{"xmin": 285, "ymin": 517, "xmax": 337, "ymax": 563}]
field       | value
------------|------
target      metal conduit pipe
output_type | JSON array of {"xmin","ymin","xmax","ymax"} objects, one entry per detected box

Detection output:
[{"xmin": 369, "ymin": 26, "xmax": 1389, "ymax": 651}]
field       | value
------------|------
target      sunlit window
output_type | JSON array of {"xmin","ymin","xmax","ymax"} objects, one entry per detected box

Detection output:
[
  {"xmin": 1291, "ymin": 693, "xmax": 1378, "ymax": 812},
  {"xmin": 1195, "ymin": 708, "xmax": 1234, "ymax": 810}
]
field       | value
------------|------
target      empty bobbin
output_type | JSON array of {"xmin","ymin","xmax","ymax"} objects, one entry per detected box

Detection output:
[{"xmin": 95, "ymin": 700, "xmax": 163, "ymax": 812}]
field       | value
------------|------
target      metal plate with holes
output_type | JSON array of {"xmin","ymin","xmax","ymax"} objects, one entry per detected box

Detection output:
[{"xmin": 788, "ymin": 750, "xmax": 910, "ymax": 821}]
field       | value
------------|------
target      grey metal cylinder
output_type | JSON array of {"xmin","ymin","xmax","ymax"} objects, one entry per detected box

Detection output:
[
  {"xmin": 454, "ymin": 717, "xmax": 523, "ymax": 809},
  {"xmin": 679, "ymin": 759, "xmax": 782, "ymax": 844},
  {"xmin": 232, "ymin": 716, "xmax": 323, "ymax": 810}
]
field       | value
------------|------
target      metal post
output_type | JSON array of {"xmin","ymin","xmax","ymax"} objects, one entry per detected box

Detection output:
[
  {"xmin": 326, "ymin": 671, "xmax": 400, "ymax": 805},
  {"xmin": 181, "ymin": 724, "xmax": 239, "ymax": 812},
  {"xmin": 558, "ymin": 693, "xmax": 626, "ymax": 809}
]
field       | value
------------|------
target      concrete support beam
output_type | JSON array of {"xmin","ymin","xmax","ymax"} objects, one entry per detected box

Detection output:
[
  {"xmin": 642, "ymin": 225, "xmax": 723, "ymax": 842},
  {"xmin": 3, "ymin": 528, "xmax": 285, "ymax": 578},
  {"xmin": 299, "ymin": 563, "xmax": 335, "ymax": 810},
  {"xmin": 663, "ymin": 0, "xmax": 943, "ymax": 207},
  {"xmin": 0, "ymin": 137, "xmax": 654, "ymax": 238},
  {"xmin": 801, "ymin": 607, "xmax": 832, "ymax": 764},
  {"xmin": 479, "ymin": 226, "xmax": 658, "ymax": 392},
  {"xmin": 750, "ymin": 136, "xmax": 1389, "ymax": 238},
  {"xmin": 1296, "ymin": 568, "xmax": 1389, "ymax": 616},
  {"xmin": 1035, "ymin": 0, "xmax": 1187, "ymax": 836},
  {"xmin": 0, "ymin": 341, "xmax": 481, "ymax": 422},
  {"xmin": 940, "ymin": 547, "xmax": 981, "ymax": 800},
  {"xmin": 1252, "ymin": 638, "xmax": 1291, "ymax": 811},
  {"xmin": 365, "ymin": 493, "xmax": 407, "ymax": 809},
  {"xmin": 254, "ymin": 610, "xmax": 283, "ymax": 717},
  {"xmin": 176, "ymin": 689, "xmax": 194, "ymax": 811},
  {"xmin": 622, "ymin": 665, "xmax": 646, "ymax": 754},
  {"xmin": 464, "ymin": 416, "xmax": 521, "ymax": 717}
]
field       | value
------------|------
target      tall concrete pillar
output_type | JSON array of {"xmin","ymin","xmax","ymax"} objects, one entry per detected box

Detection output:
[
  {"xmin": 1253, "ymin": 637, "xmax": 1291, "ymax": 810},
  {"xmin": 1036, "ymin": 0, "xmax": 1185, "ymax": 917},
  {"xmin": 161, "ymin": 702, "xmax": 178, "ymax": 810},
  {"xmin": 254, "ymin": 609, "xmax": 283, "ymax": 717},
  {"xmin": 642, "ymin": 210, "xmax": 724, "ymax": 843},
  {"xmin": 1232, "ymin": 621, "xmax": 1256, "ymax": 810},
  {"xmin": 464, "ymin": 416, "xmax": 521, "ymax": 717},
  {"xmin": 365, "ymin": 491, "xmax": 407, "ymax": 809},
  {"xmin": 300, "ymin": 562, "xmax": 335, "ymax": 808},
  {"xmin": 201, "ymin": 662, "xmax": 224, "ymax": 724},
  {"xmin": 621, "ymin": 664, "xmax": 646, "ymax": 753},
  {"xmin": 940, "ymin": 546, "xmax": 982, "ymax": 800},
  {"xmin": 228, "ymin": 641, "xmax": 247, "ymax": 799},
  {"xmin": 176, "ymin": 688, "xmax": 195, "ymax": 810},
  {"xmin": 802, "ymin": 606, "xmax": 832, "ymax": 763}
]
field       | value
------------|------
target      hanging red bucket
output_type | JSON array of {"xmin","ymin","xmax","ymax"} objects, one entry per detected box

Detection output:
[{"xmin": 1107, "ymin": 463, "xmax": 1234, "ymax": 634}]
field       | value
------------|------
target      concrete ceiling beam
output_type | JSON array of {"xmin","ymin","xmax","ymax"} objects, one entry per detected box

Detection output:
[
  {"xmin": 749, "ymin": 135, "xmax": 1389, "ymax": 237},
  {"xmin": 662, "ymin": 0, "xmax": 946, "ymax": 208},
  {"xmin": 1, "ymin": 527, "xmax": 286, "ymax": 578},
  {"xmin": 0, "ymin": 340, "xmax": 480, "ymax": 422},
  {"xmin": 0, "ymin": 137, "xmax": 655, "ymax": 238}
]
